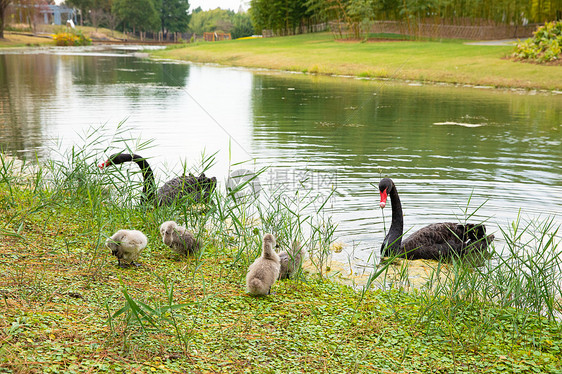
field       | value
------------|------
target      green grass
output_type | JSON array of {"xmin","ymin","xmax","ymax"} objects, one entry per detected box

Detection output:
[
  {"xmin": 0, "ymin": 26, "xmax": 131, "ymax": 49},
  {"xmin": 0, "ymin": 31, "xmax": 54, "ymax": 48},
  {"xmin": 152, "ymin": 32, "xmax": 562, "ymax": 90},
  {"xmin": 1, "ymin": 130, "xmax": 561, "ymax": 372}
]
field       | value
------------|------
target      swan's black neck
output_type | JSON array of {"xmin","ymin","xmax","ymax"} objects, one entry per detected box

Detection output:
[
  {"xmin": 382, "ymin": 183, "xmax": 404, "ymax": 255},
  {"xmin": 109, "ymin": 153, "xmax": 157, "ymax": 203}
]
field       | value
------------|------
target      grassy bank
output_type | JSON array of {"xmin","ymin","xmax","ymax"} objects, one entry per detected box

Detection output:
[
  {"xmin": 152, "ymin": 32, "xmax": 562, "ymax": 90},
  {"xmin": 0, "ymin": 32, "xmax": 54, "ymax": 48},
  {"xmin": 0, "ymin": 26, "xmax": 130, "ymax": 49},
  {"xmin": 1, "ymin": 136, "xmax": 561, "ymax": 372}
]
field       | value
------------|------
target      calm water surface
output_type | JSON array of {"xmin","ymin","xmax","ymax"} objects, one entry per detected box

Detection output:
[{"xmin": 1, "ymin": 46, "xmax": 561, "ymax": 267}]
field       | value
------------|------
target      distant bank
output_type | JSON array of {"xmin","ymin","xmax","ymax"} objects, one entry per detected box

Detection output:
[{"xmin": 151, "ymin": 32, "xmax": 562, "ymax": 91}]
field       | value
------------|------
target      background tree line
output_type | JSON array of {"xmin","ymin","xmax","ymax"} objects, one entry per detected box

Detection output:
[
  {"xmin": 1, "ymin": 0, "xmax": 255, "ymax": 40},
  {"xmin": 3, "ymin": 0, "xmax": 560, "ymax": 41},
  {"xmin": 250, "ymin": 0, "xmax": 562, "ymax": 37},
  {"xmin": 189, "ymin": 6, "xmax": 253, "ymax": 39},
  {"xmin": 58, "ymin": 0, "xmax": 253, "ymax": 38}
]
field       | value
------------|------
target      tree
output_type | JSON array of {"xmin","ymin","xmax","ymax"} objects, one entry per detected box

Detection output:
[
  {"xmin": 66, "ymin": 0, "xmax": 113, "ymax": 27},
  {"xmin": 1, "ymin": 0, "xmax": 48, "ymax": 37},
  {"xmin": 249, "ymin": 0, "xmax": 310, "ymax": 35},
  {"xmin": 252, "ymin": 0, "xmax": 562, "ymax": 39},
  {"xmin": 89, "ymin": 8, "xmax": 104, "ymax": 29},
  {"xmin": 1, "ymin": 0, "xmax": 11, "ymax": 38},
  {"xmin": 90, "ymin": 0, "xmax": 112, "ymax": 29},
  {"xmin": 189, "ymin": 8, "xmax": 231, "ymax": 34},
  {"xmin": 66, "ymin": 0, "xmax": 93, "ymax": 25},
  {"xmin": 112, "ymin": 0, "xmax": 159, "ymax": 32},
  {"xmin": 231, "ymin": 11, "xmax": 254, "ymax": 38},
  {"xmin": 159, "ymin": 0, "xmax": 190, "ymax": 36},
  {"xmin": 186, "ymin": 7, "xmax": 253, "ymax": 38}
]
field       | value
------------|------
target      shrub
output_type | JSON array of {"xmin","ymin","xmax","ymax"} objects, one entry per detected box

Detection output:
[
  {"xmin": 5, "ymin": 23, "xmax": 32, "ymax": 32},
  {"xmin": 513, "ymin": 21, "xmax": 562, "ymax": 63},
  {"xmin": 52, "ymin": 30, "xmax": 92, "ymax": 46}
]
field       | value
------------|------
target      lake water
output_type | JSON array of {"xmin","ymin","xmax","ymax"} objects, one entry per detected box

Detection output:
[{"xmin": 1, "ymin": 45, "xmax": 561, "ymax": 268}]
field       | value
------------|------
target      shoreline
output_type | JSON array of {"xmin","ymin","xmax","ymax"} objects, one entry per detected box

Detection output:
[
  {"xmin": 3, "ymin": 30, "xmax": 560, "ymax": 91},
  {"xmin": 172, "ymin": 59, "xmax": 562, "ymax": 96},
  {"xmin": 153, "ymin": 58, "xmax": 562, "ymax": 93}
]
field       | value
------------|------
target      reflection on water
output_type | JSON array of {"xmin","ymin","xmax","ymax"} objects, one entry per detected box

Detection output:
[
  {"xmin": 250, "ymin": 73, "xmax": 562, "ymax": 263},
  {"xmin": 1, "ymin": 46, "xmax": 561, "ymax": 268}
]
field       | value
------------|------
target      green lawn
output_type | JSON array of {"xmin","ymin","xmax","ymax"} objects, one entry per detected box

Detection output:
[
  {"xmin": 0, "ymin": 31, "xmax": 54, "ymax": 48},
  {"xmin": 153, "ymin": 32, "xmax": 562, "ymax": 90},
  {"xmin": 0, "ymin": 26, "xmax": 130, "ymax": 49}
]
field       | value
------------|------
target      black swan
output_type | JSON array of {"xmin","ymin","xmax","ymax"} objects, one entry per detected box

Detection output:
[
  {"xmin": 106, "ymin": 229, "xmax": 148, "ymax": 267},
  {"xmin": 378, "ymin": 178, "xmax": 494, "ymax": 260},
  {"xmin": 99, "ymin": 153, "xmax": 216, "ymax": 206},
  {"xmin": 278, "ymin": 240, "xmax": 304, "ymax": 280},
  {"xmin": 159, "ymin": 220, "xmax": 200, "ymax": 256},
  {"xmin": 246, "ymin": 233, "xmax": 281, "ymax": 296}
]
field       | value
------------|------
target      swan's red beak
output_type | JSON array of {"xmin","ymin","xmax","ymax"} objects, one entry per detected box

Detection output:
[
  {"xmin": 379, "ymin": 189, "xmax": 388, "ymax": 209},
  {"xmin": 98, "ymin": 160, "xmax": 108, "ymax": 169}
]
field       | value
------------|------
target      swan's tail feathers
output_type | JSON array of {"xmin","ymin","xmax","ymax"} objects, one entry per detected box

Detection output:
[
  {"xmin": 192, "ymin": 237, "xmax": 202, "ymax": 253},
  {"xmin": 186, "ymin": 174, "xmax": 216, "ymax": 204},
  {"xmin": 197, "ymin": 174, "xmax": 217, "ymax": 203},
  {"xmin": 184, "ymin": 235, "xmax": 201, "ymax": 255},
  {"xmin": 287, "ymin": 241, "xmax": 304, "ymax": 270},
  {"xmin": 278, "ymin": 240, "xmax": 305, "ymax": 279},
  {"xmin": 380, "ymin": 233, "xmax": 405, "ymax": 258},
  {"xmin": 469, "ymin": 233, "xmax": 495, "ymax": 250},
  {"xmin": 462, "ymin": 224, "xmax": 493, "ymax": 246},
  {"xmin": 458, "ymin": 223, "xmax": 489, "ymax": 242},
  {"xmin": 247, "ymin": 278, "xmax": 268, "ymax": 296},
  {"xmin": 458, "ymin": 233, "xmax": 494, "ymax": 268},
  {"xmin": 458, "ymin": 232, "xmax": 495, "ymax": 265}
]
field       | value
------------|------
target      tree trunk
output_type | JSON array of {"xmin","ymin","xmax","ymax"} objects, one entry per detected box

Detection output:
[{"xmin": 0, "ymin": 1, "xmax": 6, "ymax": 39}]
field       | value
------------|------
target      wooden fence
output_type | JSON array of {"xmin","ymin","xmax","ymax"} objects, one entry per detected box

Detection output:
[
  {"xmin": 202, "ymin": 32, "xmax": 232, "ymax": 41},
  {"xmin": 122, "ymin": 31, "xmax": 191, "ymax": 42},
  {"xmin": 263, "ymin": 20, "xmax": 537, "ymax": 40},
  {"xmin": 262, "ymin": 23, "xmax": 328, "ymax": 38},
  {"xmin": 330, "ymin": 19, "xmax": 539, "ymax": 40}
]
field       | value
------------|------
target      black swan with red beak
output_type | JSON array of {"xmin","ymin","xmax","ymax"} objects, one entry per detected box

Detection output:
[
  {"xmin": 378, "ymin": 178, "xmax": 494, "ymax": 260},
  {"xmin": 99, "ymin": 153, "xmax": 216, "ymax": 206}
]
